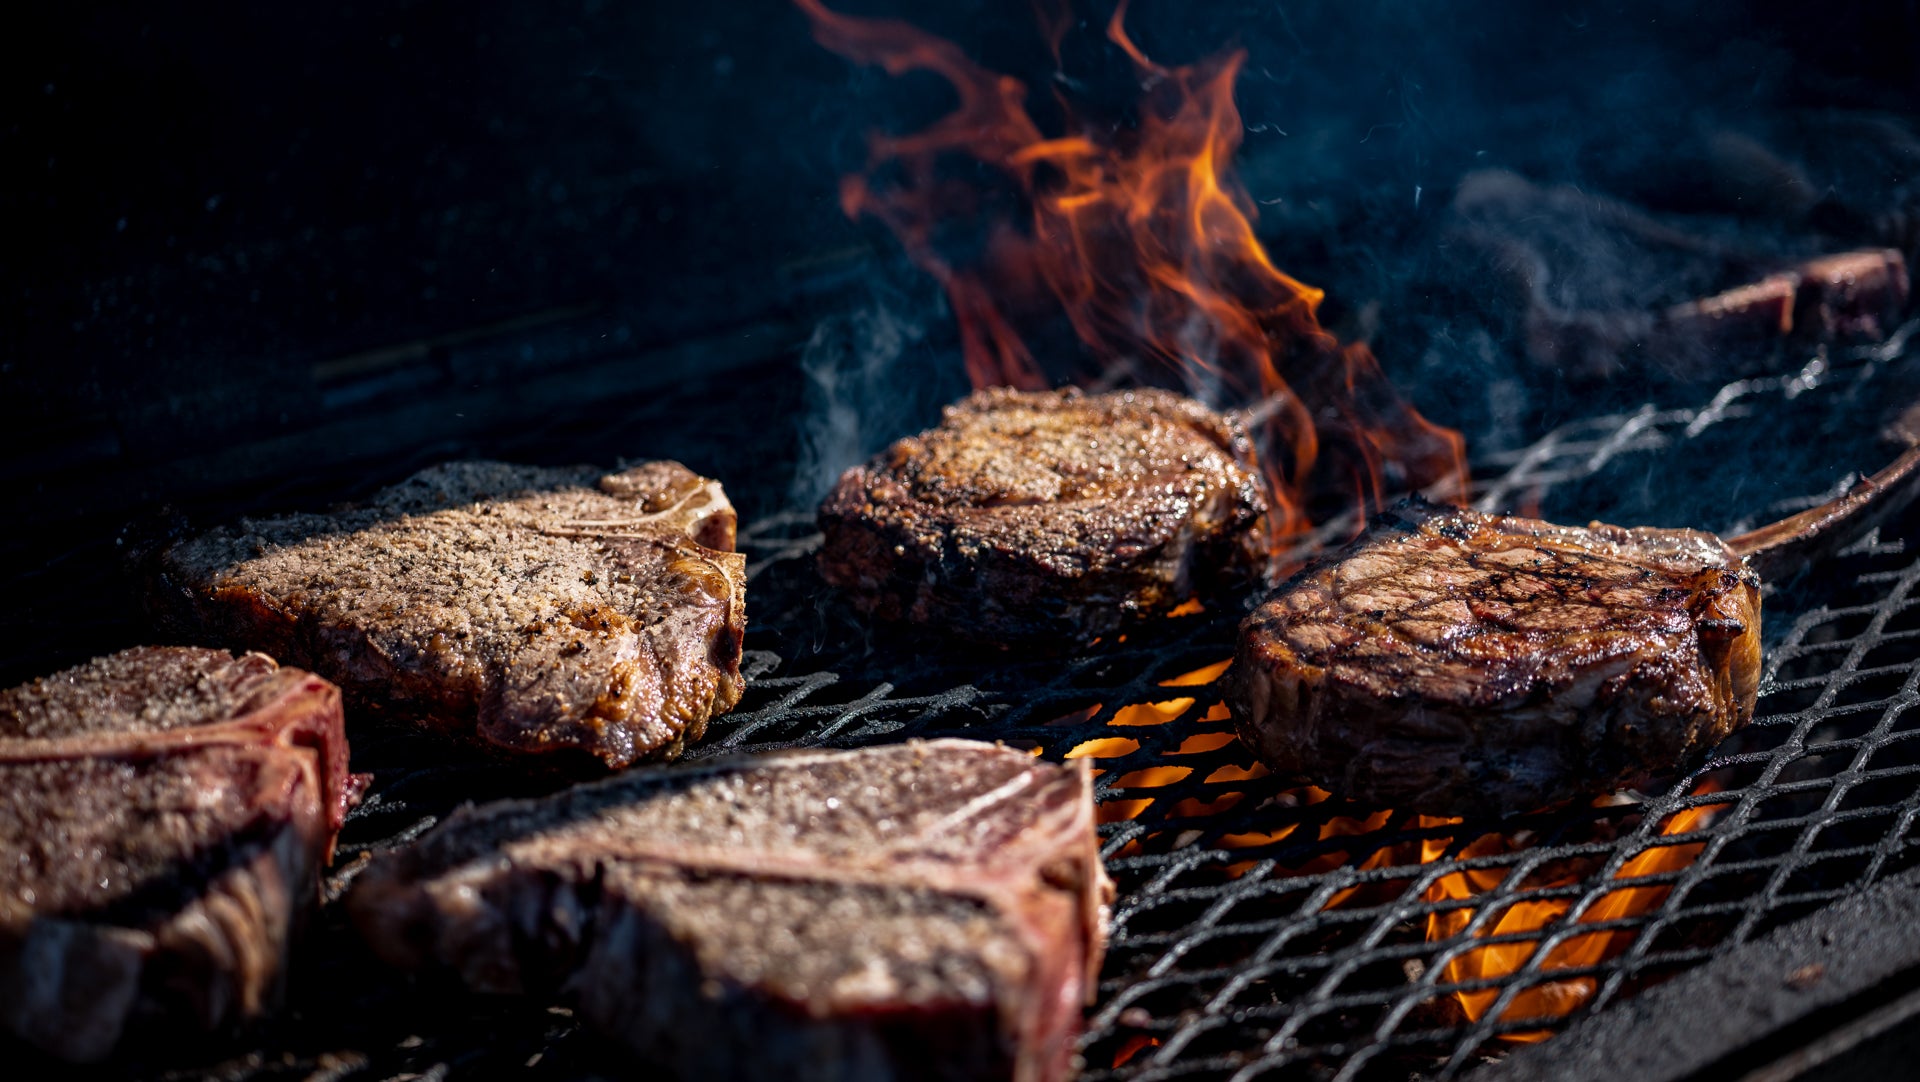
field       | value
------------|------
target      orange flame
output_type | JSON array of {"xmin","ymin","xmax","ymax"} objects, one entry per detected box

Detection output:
[
  {"xmin": 796, "ymin": 0, "xmax": 1466, "ymax": 540},
  {"xmin": 1063, "ymin": 661, "xmax": 1237, "ymax": 825},
  {"xmin": 1113, "ymin": 1033, "xmax": 1160, "ymax": 1067},
  {"xmin": 1416, "ymin": 787, "xmax": 1722, "ymax": 1037},
  {"xmin": 1054, "ymin": 656, "xmax": 1718, "ymax": 1040}
]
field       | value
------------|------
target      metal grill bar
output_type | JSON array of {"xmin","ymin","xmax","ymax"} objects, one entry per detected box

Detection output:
[
  {"xmin": 700, "ymin": 329, "xmax": 1920, "ymax": 1081},
  {"xmin": 18, "ymin": 328, "xmax": 1920, "ymax": 1081}
]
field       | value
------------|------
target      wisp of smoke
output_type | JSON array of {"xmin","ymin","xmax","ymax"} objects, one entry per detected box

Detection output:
[{"xmin": 790, "ymin": 295, "xmax": 929, "ymax": 506}]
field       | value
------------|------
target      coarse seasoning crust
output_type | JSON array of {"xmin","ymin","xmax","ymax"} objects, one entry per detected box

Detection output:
[
  {"xmin": 1231, "ymin": 498, "xmax": 1762, "ymax": 817},
  {"xmin": 349, "ymin": 739, "xmax": 1112, "ymax": 1082},
  {"xmin": 0, "ymin": 646, "xmax": 352, "ymax": 1063},
  {"xmin": 819, "ymin": 387, "xmax": 1270, "ymax": 645},
  {"xmin": 0, "ymin": 641, "xmax": 293, "ymax": 740},
  {"xmin": 148, "ymin": 460, "xmax": 746, "ymax": 768}
]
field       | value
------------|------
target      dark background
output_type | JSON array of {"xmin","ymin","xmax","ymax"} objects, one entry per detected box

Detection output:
[
  {"xmin": 3, "ymin": 0, "xmax": 1918, "ymax": 664},
  {"xmin": 4, "ymin": 8, "xmax": 1919, "ymax": 1074}
]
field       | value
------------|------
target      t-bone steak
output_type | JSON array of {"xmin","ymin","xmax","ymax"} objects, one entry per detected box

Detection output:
[
  {"xmin": 1230, "ymin": 498, "xmax": 1762, "ymax": 817},
  {"xmin": 0, "ymin": 646, "xmax": 353, "ymax": 1062},
  {"xmin": 348, "ymin": 739, "xmax": 1111, "ymax": 1082},
  {"xmin": 146, "ymin": 460, "xmax": 746, "ymax": 768},
  {"xmin": 818, "ymin": 387, "xmax": 1270, "ymax": 645}
]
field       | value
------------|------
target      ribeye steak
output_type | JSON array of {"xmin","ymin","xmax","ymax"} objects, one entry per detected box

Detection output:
[
  {"xmin": 819, "ymin": 387, "xmax": 1270, "ymax": 645},
  {"xmin": 147, "ymin": 460, "xmax": 746, "ymax": 768},
  {"xmin": 0, "ymin": 646, "xmax": 353, "ymax": 1062},
  {"xmin": 1231, "ymin": 498, "xmax": 1762, "ymax": 817},
  {"xmin": 348, "ymin": 739, "xmax": 1110, "ymax": 1082}
]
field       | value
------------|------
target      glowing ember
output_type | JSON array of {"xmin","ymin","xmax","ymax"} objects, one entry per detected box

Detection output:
[
  {"xmin": 1064, "ymin": 736, "xmax": 1141, "ymax": 761},
  {"xmin": 1039, "ymin": 635, "xmax": 1723, "ymax": 1040},
  {"xmin": 1209, "ymin": 785, "xmax": 1393, "ymax": 881},
  {"xmin": 1112, "ymin": 1033, "xmax": 1160, "ymax": 1068},
  {"xmin": 1059, "ymin": 661, "xmax": 1237, "ymax": 825},
  {"xmin": 1416, "ymin": 787, "xmax": 1724, "ymax": 1036},
  {"xmin": 795, "ymin": 0, "xmax": 1466, "ymax": 543},
  {"xmin": 1161, "ymin": 659, "xmax": 1231, "ymax": 687},
  {"xmin": 1039, "ymin": 638, "xmax": 1723, "ymax": 1043}
]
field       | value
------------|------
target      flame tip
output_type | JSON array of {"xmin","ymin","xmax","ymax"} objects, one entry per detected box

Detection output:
[{"xmin": 796, "ymin": 0, "xmax": 1467, "ymax": 551}]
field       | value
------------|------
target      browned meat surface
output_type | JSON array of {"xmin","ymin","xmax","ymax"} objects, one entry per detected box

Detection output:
[
  {"xmin": 349, "ymin": 739, "xmax": 1111, "ymax": 1082},
  {"xmin": 1660, "ymin": 247, "xmax": 1909, "ymax": 356},
  {"xmin": 1444, "ymin": 166, "xmax": 1912, "ymax": 383},
  {"xmin": 0, "ymin": 646, "xmax": 352, "ymax": 1062},
  {"xmin": 147, "ymin": 460, "xmax": 746, "ymax": 768},
  {"xmin": 1230, "ymin": 499, "xmax": 1762, "ymax": 818},
  {"xmin": 819, "ymin": 387, "xmax": 1270, "ymax": 645}
]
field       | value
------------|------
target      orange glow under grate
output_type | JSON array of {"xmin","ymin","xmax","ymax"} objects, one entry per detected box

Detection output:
[
  {"xmin": 1415, "ymin": 789, "xmax": 1723, "ymax": 1037},
  {"xmin": 1066, "ymin": 659, "xmax": 1727, "ymax": 1057}
]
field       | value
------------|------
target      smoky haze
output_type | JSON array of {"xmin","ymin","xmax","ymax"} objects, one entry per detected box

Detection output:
[
  {"xmin": 5, "ymin": 0, "xmax": 1916, "ymax": 531},
  {"xmin": 790, "ymin": 276, "xmax": 966, "ymax": 506},
  {"xmin": 786, "ymin": 0, "xmax": 1919, "ymax": 525}
]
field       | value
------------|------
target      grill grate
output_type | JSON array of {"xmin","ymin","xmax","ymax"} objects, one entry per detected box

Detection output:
[
  {"xmin": 703, "ymin": 330, "xmax": 1920, "ymax": 1081},
  {"xmin": 18, "ymin": 327, "xmax": 1920, "ymax": 1081}
]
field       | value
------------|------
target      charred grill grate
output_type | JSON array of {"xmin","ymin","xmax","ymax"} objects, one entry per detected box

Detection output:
[
  {"xmin": 709, "ymin": 327, "xmax": 1920, "ymax": 1081},
  {"xmin": 13, "ymin": 326, "xmax": 1920, "ymax": 1080}
]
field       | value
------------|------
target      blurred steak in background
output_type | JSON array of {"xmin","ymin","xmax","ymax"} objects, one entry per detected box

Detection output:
[{"xmin": 0, "ymin": 647, "xmax": 353, "ymax": 1063}]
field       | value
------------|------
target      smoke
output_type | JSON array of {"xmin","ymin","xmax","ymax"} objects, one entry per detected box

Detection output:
[
  {"xmin": 782, "ymin": 0, "xmax": 1919, "ymax": 527},
  {"xmin": 789, "ymin": 288, "xmax": 940, "ymax": 506},
  {"xmin": 1148, "ymin": 0, "xmax": 1920, "ymax": 463}
]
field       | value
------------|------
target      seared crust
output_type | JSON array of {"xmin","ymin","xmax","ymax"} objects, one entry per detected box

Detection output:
[
  {"xmin": 348, "ymin": 739, "xmax": 1112, "ymax": 1082},
  {"xmin": 147, "ymin": 460, "xmax": 746, "ymax": 768},
  {"xmin": 0, "ymin": 646, "xmax": 350, "ymax": 1062},
  {"xmin": 818, "ymin": 387, "xmax": 1270, "ymax": 644},
  {"xmin": 1230, "ymin": 499, "xmax": 1762, "ymax": 817}
]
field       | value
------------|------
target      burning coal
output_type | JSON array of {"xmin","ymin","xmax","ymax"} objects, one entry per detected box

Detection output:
[
  {"xmin": 1061, "ymin": 661, "xmax": 1727, "ymax": 1040},
  {"xmin": 1413, "ymin": 790, "xmax": 1725, "ymax": 1037},
  {"xmin": 798, "ymin": 0, "xmax": 1730, "ymax": 1046},
  {"xmin": 796, "ymin": 0, "xmax": 1465, "ymax": 541}
]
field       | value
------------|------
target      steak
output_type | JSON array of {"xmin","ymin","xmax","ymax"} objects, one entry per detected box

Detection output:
[
  {"xmin": 0, "ymin": 646, "xmax": 353, "ymax": 1062},
  {"xmin": 348, "ymin": 739, "xmax": 1110, "ymax": 1082},
  {"xmin": 146, "ymin": 459, "xmax": 746, "ymax": 768},
  {"xmin": 818, "ymin": 387, "xmax": 1270, "ymax": 644},
  {"xmin": 1230, "ymin": 498, "xmax": 1762, "ymax": 818}
]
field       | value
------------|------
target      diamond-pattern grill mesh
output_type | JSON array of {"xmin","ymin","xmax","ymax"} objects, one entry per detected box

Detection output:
[
  {"xmin": 704, "ymin": 523, "xmax": 1920, "ymax": 1082},
  {"xmin": 695, "ymin": 334, "xmax": 1920, "ymax": 1082},
  {"xmin": 21, "ymin": 328, "xmax": 1920, "ymax": 1080}
]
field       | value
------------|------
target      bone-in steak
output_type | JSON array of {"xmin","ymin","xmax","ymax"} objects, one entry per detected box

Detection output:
[
  {"xmin": 348, "ymin": 739, "xmax": 1110, "ymax": 1082},
  {"xmin": 1230, "ymin": 498, "xmax": 1762, "ymax": 818},
  {"xmin": 0, "ymin": 646, "xmax": 352, "ymax": 1062},
  {"xmin": 147, "ymin": 460, "xmax": 746, "ymax": 768},
  {"xmin": 819, "ymin": 387, "xmax": 1270, "ymax": 644}
]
